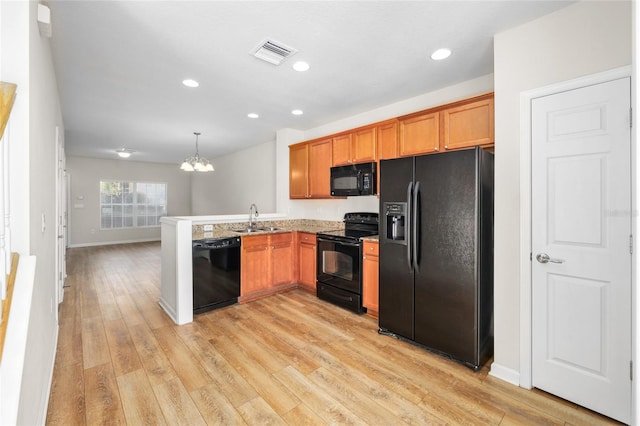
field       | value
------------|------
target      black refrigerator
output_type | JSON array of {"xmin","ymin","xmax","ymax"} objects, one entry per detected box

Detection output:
[{"xmin": 378, "ymin": 147, "xmax": 494, "ymax": 370}]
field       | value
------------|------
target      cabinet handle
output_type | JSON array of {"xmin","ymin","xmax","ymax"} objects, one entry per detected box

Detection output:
[
  {"xmin": 435, "ymin": 147, "xmax": 439, "ymax": 151},
  {"xmin": 444, "ymin": 145, "xmax": 448, "ymax": 149}
]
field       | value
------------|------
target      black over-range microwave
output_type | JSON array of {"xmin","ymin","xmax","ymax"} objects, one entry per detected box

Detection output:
[{"xmin": 330, "ymin": 162, "xmax": 377, "ymax": 196}]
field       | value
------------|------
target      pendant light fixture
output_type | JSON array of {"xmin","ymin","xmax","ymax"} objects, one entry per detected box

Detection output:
[{"xmin": 180, "ymin": 132, "xmax": 214, "ymax": 172}]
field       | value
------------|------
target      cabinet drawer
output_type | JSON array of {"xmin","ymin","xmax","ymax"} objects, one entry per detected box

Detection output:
[
  {"xmin": 298, "ymin": 232, "xmax": 316, "ymax": 245},
  {"xmin": 363, "ymin": 241, "xmax": 379, "ymax": 256},
  {"xmin": 270, "ymin": 232, "xmax": 293, "ymax": 246}
]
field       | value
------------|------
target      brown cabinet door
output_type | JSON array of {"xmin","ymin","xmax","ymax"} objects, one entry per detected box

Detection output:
[
  {"xmin": 271, "ymin": 233, "xmax": 294, "ymax": 286},
  {"xmin": 377, "ymin": 120, "xmax": 398, "ymax": 161},
  {"xmin": 332, "ymin": 133, "xmax": 352, "ymax": 166},
  {"xmin": 362, "ymin": 241, "xmax": 379, "ymax": 314},
  {"xmin": 399, "ymin": 112, "xmax": 440, "ymax": 156},
  {"xmin": 289, "ymin": 143, "xmax": 309, "ymax": 199},
  {"xmin": 298, "ymin": 232, "xmax": 316, "ymax": 290},
  {"xmin": 352, "ymin": 126, "xmax": 376, "ymax": 163},
  {"xmin": 309, "ymin": 138, "xmax": 332, "ymax": 198},
  {"xmin": 241, "ymin": 236, "xmax": 270, "ymax": 296},
  {"xmin": 442, "ymin": 96, "xmax": 494, "ymax": 151},
  {"xmin": 376, "ymin": 120, "xmax": 398, "ymax": 195}
]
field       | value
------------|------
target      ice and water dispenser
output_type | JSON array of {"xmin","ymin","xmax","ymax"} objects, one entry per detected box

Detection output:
[{"xmin": 384, "ymin": 202, "xmax": 407, "ymax": 245}]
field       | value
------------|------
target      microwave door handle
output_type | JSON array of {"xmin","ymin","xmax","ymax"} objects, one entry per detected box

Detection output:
[
  {"xmin": 357, "ymin": 170, "xmax": 363, "ymax": 193},
  {"xmin": 406, "ymin": 181, "xmax": 413, "ymax": 272}
]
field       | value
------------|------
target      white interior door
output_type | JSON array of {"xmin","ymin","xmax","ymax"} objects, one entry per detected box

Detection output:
[{"xmin": 531, "ymin": 77, "xmax": 631, "ymax": 424}]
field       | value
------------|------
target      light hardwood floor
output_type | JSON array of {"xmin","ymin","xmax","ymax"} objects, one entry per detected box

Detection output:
[{"xmin": 46, "ymin": 242, "xmax": 620, "ymax": 425}]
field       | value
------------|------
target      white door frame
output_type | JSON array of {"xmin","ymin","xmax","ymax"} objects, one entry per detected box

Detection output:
[{"xmin": 519, "ymin": 66, "xmax": 633, "ymax": 393}]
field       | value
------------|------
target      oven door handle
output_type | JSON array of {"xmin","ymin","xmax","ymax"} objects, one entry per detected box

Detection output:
[{"xmin": 317, "ymin": 237, "xmax": 361, "ymax": 248}]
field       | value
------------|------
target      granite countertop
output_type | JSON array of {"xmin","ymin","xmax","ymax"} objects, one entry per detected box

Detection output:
[
  {"xmin": 361, "ymin": 235, "xmax": 379, "ymax": 242},
  {"xmin": 192, "ymin": 219, "xmax": 344, "ymax": 241}
]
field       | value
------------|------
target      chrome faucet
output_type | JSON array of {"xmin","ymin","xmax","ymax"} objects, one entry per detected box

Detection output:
[{"xmin": 248, "ymin": 203, "xmax": 259, "ymax": 229}]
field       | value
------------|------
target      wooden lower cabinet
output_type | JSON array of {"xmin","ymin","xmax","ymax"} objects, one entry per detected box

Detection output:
[
  {"xmin": 297, "ymin": 232, "xmax": 317, "ymax": 292},
  {"xmin": 362, "ymin": 240, "xmax": 379, "ymax": 317},
  {"xmin": 241, "ymin": 232, "xmax": 296, "ymax": 300},
  {"xmin": 271, "ymin": 233, "xmax": 295, "ymax": 286}
]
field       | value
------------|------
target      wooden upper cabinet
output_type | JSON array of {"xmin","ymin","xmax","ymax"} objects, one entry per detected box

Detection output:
[
  {"xmin": 332, "ymin": 126, "xmax": 377, "ymax": 166},
  {"xmin": 352, "ymin": 126, "xmax": 376, "ymax": 163},
  {"xmin": 442, "ymin": 95, "xmax": 494, "ymax": 151},
  {"xmin": 399, "ymin": 111, "xmax": 440, "ymax": 157},
  {"xmin": 290, "ymin": 93, "xmax": 493, "ymax": 200},
  {"xmin": 377, "ymin": 120, "xmax": 398, "ymax": 161},
  {"xmin": 332, "ymin": 134, "xmax": 352, "ymax": 166},
  {"xmin": 289, "ymin": 139, "xmax": 332, "ymax": 199},
  {"xmin": 308, "ymin": 138, "xmax": 332, "ymax": 198},
  {"xmin": 289, "ymin": 143, "xmax": 309, "ymax": 199}
]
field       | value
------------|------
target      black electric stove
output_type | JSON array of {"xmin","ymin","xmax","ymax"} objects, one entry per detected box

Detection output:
[{"xmin": 316, "ymin": 212, "xmax": 379, "ymax": 313}]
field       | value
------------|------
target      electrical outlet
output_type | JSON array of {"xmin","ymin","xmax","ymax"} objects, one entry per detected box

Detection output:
[{"xmin": 203, "ymin": 224, "xmax": 213, "ymax": 231}]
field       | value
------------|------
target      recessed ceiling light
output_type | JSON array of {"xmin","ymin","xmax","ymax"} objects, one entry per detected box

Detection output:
[
  {"xmin": 182, "ymin": 79, "xmax": 199, "ymax": 88},
  {"xmin": 430, "ymin": 48, "xmax": 452, "ymax": 61},
  {"xmin": 291, "ymin": 109, "xmax": 304, "ymax": 116},
  {"xmin": 247, "ymin": 113, "xmax": 259, "ymax": 119},
  {"xmin": 292, "ymin": 61, "xmax": 310, "ymax": 72},
  {"xmin": 116, "ymin": 148, "xmax": 133, "ymax": 158}
]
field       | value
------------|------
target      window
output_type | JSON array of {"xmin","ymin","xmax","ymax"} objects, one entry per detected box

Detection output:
[{"xmin": 100, "ymin": 180, "xmax": 167, "ymax": 229}]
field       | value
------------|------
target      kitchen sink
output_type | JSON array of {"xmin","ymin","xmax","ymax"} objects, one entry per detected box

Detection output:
[
  {"xmin": 258, "ymin": 227, "xmax": 281, "ymax": 232},
  {"xmin": 233, "ymin": 227, "xmax": 281, "ymax": 233}
]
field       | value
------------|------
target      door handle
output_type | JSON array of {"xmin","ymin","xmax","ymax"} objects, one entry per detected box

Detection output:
[
  {"xmin": 536, "ymin": 253, "xmax": 565, "ymax": 264},
  {"xmin": 412, "ymin": 181, "xmax": 420, "ymax": 272},
  {"xmin": 406, "ymin": 182, "xmax": 413, "ymax": 271}
]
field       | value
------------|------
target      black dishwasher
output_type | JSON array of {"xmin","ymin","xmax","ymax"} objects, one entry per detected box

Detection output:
[{"xmin": 192, "ymin": 237, "xmax": 241, "ymax": 314}]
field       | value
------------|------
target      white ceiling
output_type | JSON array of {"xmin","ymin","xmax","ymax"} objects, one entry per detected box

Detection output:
[{"xmin": 49, "ymin": 1, "xmax": 573, "ymax": 165}]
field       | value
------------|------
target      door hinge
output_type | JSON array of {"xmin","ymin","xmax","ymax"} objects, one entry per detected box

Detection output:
[
  {"xmin": 530, "ymin": 252, "xmax": 532, "ymax": 261},
  {"xmin": 630, "ymin": 107, "xmax": 633, "ymax": 128},
  {"xmin": 630, "ymin": 235, "xmax": 634, "ymax": 255},
  {"xmin": 631, "ymin": 360, "xmax": 633, "ymax": 381}
]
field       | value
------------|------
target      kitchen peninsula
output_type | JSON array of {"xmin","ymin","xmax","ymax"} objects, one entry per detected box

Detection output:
[{"xmin": 159, "ymin": 214, "xmax": 342, "ymax": 325}]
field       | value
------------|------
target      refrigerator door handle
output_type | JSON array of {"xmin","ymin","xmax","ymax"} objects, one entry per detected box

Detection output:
[
  {"xmin": 413, "ymin": 181, "xmax": 420, "ymax": 271},
  {"xmin": 406, "ymin": 181, "xmax": 413, "ymax": 271}
]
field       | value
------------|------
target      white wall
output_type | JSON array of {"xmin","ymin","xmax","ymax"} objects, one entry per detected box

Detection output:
[
  {"xmin": 190, "ymin": 140, "xmax": 277, "ymax": 215},
  {"xmin": 275, "ymin": 74, "xmax": 495, "ymax": 221},
  {"xmin": 66, "ymin": 156, "xmax": 191, "ymax": 246},
  {"xmin": 492, "ymin": 0, "xmax": 631, "ymax": 380},
  {"xmin": 0, "ymin": 1, "xmax": 65, "ymax": 424}
]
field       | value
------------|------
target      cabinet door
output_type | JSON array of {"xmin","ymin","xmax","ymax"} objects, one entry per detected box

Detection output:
[
  {"xmin": 309, "ymin": 138, "xmax": 332, "ymax": 198},
  {"xmin": 289, "ymin": 143, "xmax": 309, "ymax": 199},
  {"xmin": 241, "ymin": 236, "xmax": 270, "ymax": 295},
  {"xmin": 298, "ymin": 233, "xmax": 316, "ymax": 291},
  {"xmin": 271, "ymin": 233, "xmax": 294, "ymax": 286},
  {"xmin": 362, "ymin": 241, "xmax": 379, "ymax": 314},
  {"xmin": 376, "ymin": 120, "xmax": 398, "ymax": 195},
  {"xmin": 442, "ymin": 97, "xmax": 494, "ymax": 151},
  {"xmin": 332, "ymin": 134, "xmax": 352, "ymax": 166},
  {"xmin": 399, "ymin": 112, "xmax": 440, "ymax": 156},
  {"xmin": 377, "ymin": 120, "xmax": 398, "ymax": 160},
  {"xmin": 352, "ymin": 126, "xmax": 376, "ymax": 163}
]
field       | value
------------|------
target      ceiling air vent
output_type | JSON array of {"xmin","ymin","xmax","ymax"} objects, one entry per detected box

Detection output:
[{"xmin": 250, "ymin": 39, "xmax": 298, "ymax": 66}]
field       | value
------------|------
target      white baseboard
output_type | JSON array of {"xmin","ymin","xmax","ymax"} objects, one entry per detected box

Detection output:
[
  {"xmin": 158, "ymin": 298, "xmax": 178, "ymax": 324},
  {"xmin": 68, "ymin": 237, "xmax": 160, "ymax": 248},
  {"xmin": 489, "ymin": 362, "xmax": 520, "ymax": 386}
]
